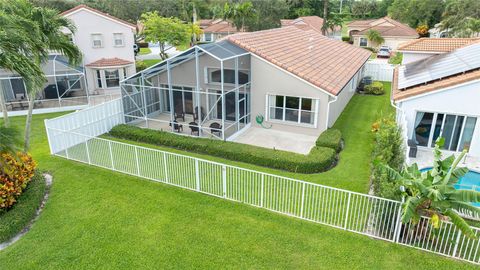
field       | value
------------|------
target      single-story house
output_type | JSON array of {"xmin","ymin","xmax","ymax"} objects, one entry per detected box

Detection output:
[
  {"xmin": 392, "ymin": 43, "xmax": 480, "ymax": 160},
  {"xmin": 348, "ymin": 17, "xmax": 418, "ymax": 50},
  {"xmin": 121, "ymin": 26, "xmax": 370, "ymax": 153},
  {"xmin": 281, "ymin": 16, "xmax": 341, "ymax": 39},
  {"xmin": 199, "ymin": 19, "xmax": 243, "ymax": 43},
  {"xmin": 397, "ymin": 38, "xmax": 480, "ymax": 64}
]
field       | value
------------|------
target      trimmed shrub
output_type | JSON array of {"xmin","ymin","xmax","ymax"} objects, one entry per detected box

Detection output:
[
  {"xmin": 136, "ymin": 61, "xmax": 148, "ymax": 72},
  {"xmin": 0, "ymin": 152, "xmax": 37, "ymax": 210},
  {"xmin": 109, "ymin": 125, "xmax": 337, "ymax": 173},
  {"xmin": 316, "ymin": 129, "xmax": 342, "ymax": 152},
  {"xmin": 365, "ymin": 81, "xmax": 385, "ymax": 95},
  {"xmin": 341, "ymin": 36, "xmax": 351, "ymax": 42},
  {"xmin": 371, "ymin": 116, "xmax": 404, "ymax": 200}
]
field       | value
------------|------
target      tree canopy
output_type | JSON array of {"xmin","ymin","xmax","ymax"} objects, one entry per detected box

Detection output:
[
  {"xmin": 440, "ymin": 0, "xmax": 480, "ymax": 37},
  {"xmin": 388, "ymin": 0, "xmax": 445, "ymax": 28}
]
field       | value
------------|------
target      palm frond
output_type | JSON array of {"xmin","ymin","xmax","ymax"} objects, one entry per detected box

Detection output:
[
  {"xmin": 443, "ymin": 209, "xmax": 477, "ymax": 239},
  {"xmin": 449, "ymin": 201, "xmax": 480, "ymax": 215},
  {"xmin": 450, "ymin": 190, "xmax": 480, "ymax": 203},
  {"xmin": 401, "ymin": 197, "xmax": 424, "ymax": 224}
]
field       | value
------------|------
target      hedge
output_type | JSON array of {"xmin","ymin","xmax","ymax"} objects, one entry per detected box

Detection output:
[
  {"xmin": 109, "ymin": 125, "xmax": 338, "ymax": 174},
  {"xmin": 365, "ymin": 81, "xmax": 385, "ymax": 95},
  {"xmin": 316, "ymin": 129, "xmax": 342, "ymax": 152}
]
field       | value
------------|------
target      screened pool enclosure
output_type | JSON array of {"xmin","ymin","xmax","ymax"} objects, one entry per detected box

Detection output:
[
  {"xmin": 0, "ymin": 55, "xmax": 88, "ymax": 113},
  {"xmin": 121, "ymin": 41, "xmax": 251, "ymax": 140}
]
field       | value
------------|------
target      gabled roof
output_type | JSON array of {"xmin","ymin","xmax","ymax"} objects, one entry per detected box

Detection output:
[
  {"xmin": 201, "ymin": 19, "xmax": 242, "ymax": 34},
  {"xmin": 227, "ymin": 27, "xmax": 371, "ymax": 96},
  {"xmin": 393, "ymin": 43, "xmax": 480, "ymax": 101},
  {"xmin": 60, "ymin": 4, "xmax": 136, "ymax": 29},
  {"xmin": 283, "ymin": 16, "xmax": 324, "ymax": 33},
  {"xmin": 347, "ymin": 19, "xmax": 376, "ymax": 27},
  {"xmin": 351, "ymin": 17, "xmax": 418, "ymax": 37},
  {"xmin": 86, "ymin": 58, "xmax": 133, "ymax": 68},
  {"xmin": 398, "ymin": 38, "xmax": 480, "ymax": 52}
]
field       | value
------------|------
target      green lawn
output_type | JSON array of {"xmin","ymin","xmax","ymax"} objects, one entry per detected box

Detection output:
[
  {"xmin": 139, "ymin": 47, "xmax": 151, "ymax": 55},
  {"xmin": 139, "ymin": 59, "xmax": 161, "ymax": 68},
  {"xmin": 0, "ymin": 110, "xmax": 475, "ymax": 269},
  {"xmin": 106, "ymin": 83, "xmax": 394, "ymax": 193}
]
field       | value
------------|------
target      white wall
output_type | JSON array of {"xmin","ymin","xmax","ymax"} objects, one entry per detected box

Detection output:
[{"xmin": 397, "ymin": 80, "xmax": 480, "ymax": 157}]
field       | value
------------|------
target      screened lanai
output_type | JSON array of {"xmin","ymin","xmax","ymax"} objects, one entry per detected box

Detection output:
[
  {"xmin": 121, "ymin": 40, "xmax": 251, "ymax": 140},
  {"xmin": 0, "ymin": 55, "xmax": 88, "ymax": 113}
]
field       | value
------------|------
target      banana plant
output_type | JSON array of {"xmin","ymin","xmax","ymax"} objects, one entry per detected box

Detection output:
[{"xmin": 384, "ymin": 137, "xmax": 480, "ymax": 239}]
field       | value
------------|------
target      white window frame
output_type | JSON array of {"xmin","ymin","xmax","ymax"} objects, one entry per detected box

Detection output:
[
  {"xmin": 113, "ymin": 33, "xmax": 125, "ymax": 47},
  {"xmin": 91, "ymin": 33, "xmax": 103, "ymax": 48},
  {"xmin": 359, "ymin": 37, "xmax": 368, "ymax": 47},
  {"xmin": 204, "ymin": 33, "xmax": 213, "ymax": 42},
  {"xmin": 104, "ymin": 69, "xmax": 120, "ymax": 88},
  {"xmin": 267, "ymin": 94, "xmax": 318, "ymax": 128},
  {"xmin": 205, "ymin": 67, "xmax": 250, "ymax": 85}
]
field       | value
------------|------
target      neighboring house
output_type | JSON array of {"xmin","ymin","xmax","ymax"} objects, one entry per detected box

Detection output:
[
  {"xmin": 392, "ymin": 43, "xmax": 480, "ymax": 159},
  {"xmin": 428, "ymin": 23, "xmax": 450, "ymax": 38},
  {"xmin": 397, "ymin": 38, "xmax": 480, "ymax": 64},
  {"xmin": 199, "ymin": 19, "xmax": 243, "ymax": 43},
  {"xmin": 281, "ymin": 16, "xmax": 341, "ymax": 39},
  {"xmin": 61, "ymin": 5, "xmax": 137, "ymax": 95},
  {"xmin": 348, "ymin": 17, "xmax": 418, "ymax": 50},
  {"xmin": 120, "ymin": 26, "xmax": 370, "ymax": 153}
]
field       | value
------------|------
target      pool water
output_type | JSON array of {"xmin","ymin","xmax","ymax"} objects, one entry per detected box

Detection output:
[{"xmin": 421, "ymin": 168, "xmax": 480, "ymax": 207}]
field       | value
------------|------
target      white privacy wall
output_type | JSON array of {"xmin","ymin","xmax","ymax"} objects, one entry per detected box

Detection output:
[
  {"xmin": 364, "ymin": 61, "xmax": 394, "ymax": 82},
  {"xmin": 397, "ymin": 80, "xmax": 480, "ymax": 157}
]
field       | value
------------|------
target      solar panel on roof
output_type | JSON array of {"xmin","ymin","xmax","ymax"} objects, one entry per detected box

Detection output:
[{"xmin": 398, "ymin": 43, "xmax": 480, "ymax": 89}]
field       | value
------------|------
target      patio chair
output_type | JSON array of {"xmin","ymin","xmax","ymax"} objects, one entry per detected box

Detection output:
[
  {"xmin": 189, "ymin": 121, "xmax": 199, "ymax": 136},
  {"xmin": 174, "ymin": 105, "xmax": 185, "ymax": 122},
  {"xmin": 193, "ymin": 106, "xmax": 206, "ymax": 122},
  {"xmin": 209, "ymin": 122, "xmax": 222, "ymax": 137},
  {"xmin": 169, "ymin": 120, "xmax": 183, "ymax": 133}
]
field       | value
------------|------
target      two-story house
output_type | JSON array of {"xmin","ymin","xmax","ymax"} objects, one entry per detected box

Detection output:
[{"xmin": 61, "ymin": 5, "xmax": 136, "ymax": 95}]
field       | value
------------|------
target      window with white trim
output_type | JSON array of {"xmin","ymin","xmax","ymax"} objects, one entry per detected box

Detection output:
[
  {"xmin": 105, "ymin": 70, "xmax": 120, "ymax": 88},
  {"xmin": 207, "ymin": 68, "xmax": 249, "ymax": 84},
  {"xmin": 360, "ymin": 37, "xmax": 367, "ymax": 47},
  {"xmin": 91, "ymin": 33, "xmax": 103, "ymax": 48},
  {"xmin": 96, "ymin": 70, "xmax": 102, "ymax": 88},
  {"xmin": 204, "ymin": 33, "xmax": 212, "ymax": 42},
  {"xmin": 268, "ymin": 95, "xmax": 317, "ymax": 125},
  {"xmin": 113, "ymin": 33, "xmax": 124, "ymax": 47}
]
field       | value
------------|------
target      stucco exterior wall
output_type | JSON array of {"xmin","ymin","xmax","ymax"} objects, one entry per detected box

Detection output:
[
  {"xmin": 353, "ymin": 36, "xmax": 417, "ymax": 50},
  {"xmin": 249, "ymin": 55, "xmax": 330, "ymax": 137},
  {"xmin": 397, "ymin": 80, "xmax": 480, "ymax": 157},
  {"xmin": 328, "ymin": 66, "xmax": 364, "ymax": 127}
]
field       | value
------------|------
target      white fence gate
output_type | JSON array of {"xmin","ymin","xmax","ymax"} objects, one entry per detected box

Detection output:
[
  {"xmin": 365, "ymin": 61, "xmax": 395, "ymax": 82},
  {"xmin": 44, "ymin": 105, "xmax": 480, "ymax": 265}
]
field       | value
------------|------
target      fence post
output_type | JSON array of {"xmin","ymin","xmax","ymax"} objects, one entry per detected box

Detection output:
[
  {"xmin": 344, "ymin": 193, "xmax": 352, "ymax": 230},
  {"xmin": 84, "ymin": 140, "xmax": 91, "ymax": 165},
  {"xmin": 108, "ymin": 140, "xmax": 115, "ymax": 170},
  {"xmin": 195, "ymin": 159, "xmax": 200, "ymax": 191},
  {"xmin": 163, "ymin": 152, "xmax": 169, "ymax": 183},
  {"xmin": 300, "ymin": 182, "xmax": 306, "ymax": 218},
  {"xmin": 393, "ymin": 203, "xmax": 403, "ymax": 243},
  {"xmin": 451, "ymin": 230, "xmax": 463, "ymax": 257},
  {"xmin": 134, "ymin": 146, "xmax": 140, "ymax": 176},
  {"xmin": 260, "ymin": 174, "xmax": 264, "ymax": 207},
  {"xmin": 222, "ymin": 165, "xmax": 227, "ymax": 198}
]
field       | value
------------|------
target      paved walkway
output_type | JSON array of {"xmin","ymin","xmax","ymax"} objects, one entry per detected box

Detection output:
[{"xmin": 233, "ymin": 127, "xmax": 317, "ymax": 155}]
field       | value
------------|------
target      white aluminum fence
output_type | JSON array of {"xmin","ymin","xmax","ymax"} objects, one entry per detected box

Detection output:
[
  {"xmin": 44, "ymin": 127, "xmax": 480, "ymax": 265},
  {"xmin": 44, "ymin": 98, "xmax": 124, "ymax": 154},
  {"xmin": 365, "ymin": 61, "xmax": 395, "ymax": 82}
]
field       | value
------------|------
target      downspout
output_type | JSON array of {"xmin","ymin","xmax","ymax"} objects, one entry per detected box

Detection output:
[
  {"xmin": 325, "ymin": 95, "xmax": 338, "ymax": 130},
  {"xmin": 390, "ymin": 97, "xmax": 410, "ymax": 164}
]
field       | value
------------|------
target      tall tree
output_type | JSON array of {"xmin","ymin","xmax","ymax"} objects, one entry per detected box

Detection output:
[
  {"xmin": 223, "ymin": 1, "xmax": 256, "ymax": 31},
  {"xmin": 351, "ymin": 0, "xmax": 377, "ymax": 19},
  {"xmin": 388, "ymin": 0, "xmax": 445, "ymax": 28},
  {"xmin": 3, "ymin": 0, "xmax": 82, "ymax": 152},
  {"xmin": 440, "ymin": 0, "xmax": 480, "ymax": 37},
  {"xmin": 322, "ymin": 0, "xmax": 328, "ymax": 35},
  {"xmin": 366, "ymin": 29, "xmax": 385, "ymax": 47}
]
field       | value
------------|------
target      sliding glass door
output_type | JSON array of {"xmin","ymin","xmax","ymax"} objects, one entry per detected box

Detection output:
[{"xmin": 413, "ymin": 111, "xmax": 477, "ymax": 152}]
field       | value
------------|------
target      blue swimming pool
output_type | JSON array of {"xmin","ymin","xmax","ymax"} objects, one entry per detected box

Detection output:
[{"xmin": 421, "ymin": 168, "xmax": 480, "ymax": 206}]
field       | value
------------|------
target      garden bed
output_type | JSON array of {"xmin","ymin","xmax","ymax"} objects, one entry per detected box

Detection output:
[{"xmin": 108, "ymin": 125, "xmax": 342, "ymax": 174}]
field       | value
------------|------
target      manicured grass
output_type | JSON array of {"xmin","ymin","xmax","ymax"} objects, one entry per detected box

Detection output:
[
  {"xmin": 139, "ymin": 47, "xmax": 151, "ymax": 55},
  {"xmin": 139, "ymin": 59, "xmax": 161, "ymax": 67},
  {"xmin": 0, "ymin": 172, "xmax": 46, "ymax": 243},
  {"xmin": 0, "ymin": 111, "xmax": 476, "ymax": 269}
]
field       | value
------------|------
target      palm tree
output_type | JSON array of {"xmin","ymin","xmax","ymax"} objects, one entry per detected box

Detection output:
[
  {"xmin": 0, "ymin": 6, "xmax": 44, "ymax": 127},
  {"xmin": 223, "ymin": 1, "xmax": 256, "ymax": 31},
  {"xmin": 322, "ymin": 0, "xmax": 329, "ymax": 35},
  {"xmin": 365, "ymin": 29, "xmax": 385, "ymax": 47},
  {"xmin": 384, "ymin": 138, "xmax": 480, "ymax": 239},
  {"xmin": 4, "ymin": 0, "xmax": 82, "ymax": 152},
  {"xmin": 0, "ymin": 126, "xmax": 20, "ymax": 154}
]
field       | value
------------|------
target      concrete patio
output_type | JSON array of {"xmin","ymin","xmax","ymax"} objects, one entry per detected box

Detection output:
[
  {"xmin": 232, "ymin": 127, "xmax": 317, "ymax": 155},
  {"xmin": 408, "ymin": 148, "xmax": 480, "ymax": 171}
]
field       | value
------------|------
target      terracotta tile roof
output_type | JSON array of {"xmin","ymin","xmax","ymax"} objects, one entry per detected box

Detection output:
[
  {"xmin": 347, "ymin": 19, "xmax": 376, "ymax": 27},
  {"xmin": 60, "ymin": 4, "xmax": 136, "ymax": 29},
  {"xmin": 352, "ymin": 17, "xmax": 418, "ymax": 37},
  {"xmin": 86, "ymin": 58, "xmax": 133, "ymax": 67},
  {"xmin": 202, "ymin": 19, "xmax": 242, "ymax": 33},
  {"xmin": 281, "ymin": 16, "xmax": 341, "ymax": 35},
  {"xmin": 398, "ymin": 38, "xmax": 480, "ymax": 52},
  {"xmin": 393, "ymin": 67, "xmax": 480, "ymax": 101},
  {"xmin": 280, "ymin": 19, "xmax": 294, "ymax": 26},
  {"xmin": 227, "ymin": 27, "xmax": 371, "ymax": 96}
]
